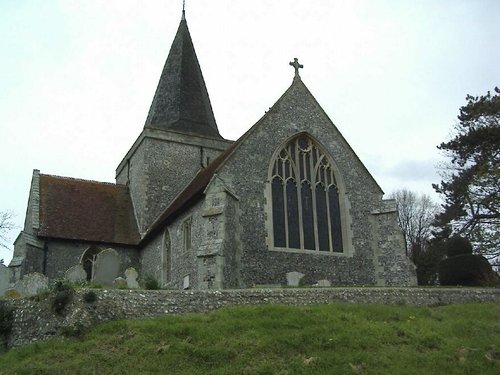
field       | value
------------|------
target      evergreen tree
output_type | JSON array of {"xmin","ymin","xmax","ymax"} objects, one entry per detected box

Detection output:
[{"xmin": 433, "ymin": 87, "xmax": 500, "ymax": 263}]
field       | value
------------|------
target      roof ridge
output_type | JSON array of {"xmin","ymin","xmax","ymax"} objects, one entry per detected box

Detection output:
[{"xmin": 39, "ymin": 173, "xmax": 126, "ymax": 188}]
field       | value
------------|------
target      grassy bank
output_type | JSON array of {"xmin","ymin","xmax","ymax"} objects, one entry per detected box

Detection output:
[{"xmin": 1, "ymin": 303, "xmax": 499, "ymax": 374}]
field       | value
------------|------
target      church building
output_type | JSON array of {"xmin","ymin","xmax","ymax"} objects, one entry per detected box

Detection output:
[{"xmin": 9, "ymin": 11, "xmax": 416, "ymax": 289}]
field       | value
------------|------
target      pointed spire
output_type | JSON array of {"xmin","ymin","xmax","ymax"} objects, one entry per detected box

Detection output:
[{"xmin": 144, "ymin": 12, "xmax": 221, "ymax": 138}]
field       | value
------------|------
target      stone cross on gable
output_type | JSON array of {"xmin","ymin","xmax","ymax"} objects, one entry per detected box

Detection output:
[{"xmin": 289, "ymin": 58, "xmax": 303, "ymax": 79}]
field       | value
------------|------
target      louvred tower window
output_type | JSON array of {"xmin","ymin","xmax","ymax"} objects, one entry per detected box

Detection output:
[{"xmin": 269, "ymin": 134, "xmax": 343, "ymax": 252}]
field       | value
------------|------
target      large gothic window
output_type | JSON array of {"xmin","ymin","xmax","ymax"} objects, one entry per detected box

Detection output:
[{"xmin": 269, "ymin": 134, "xmax": 343, "ymax": 252}]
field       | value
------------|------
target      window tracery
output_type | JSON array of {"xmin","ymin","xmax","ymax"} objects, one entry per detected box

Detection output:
[{"xmin": 269, "ymin": 134, "xmax": 343, "ymax": 252}]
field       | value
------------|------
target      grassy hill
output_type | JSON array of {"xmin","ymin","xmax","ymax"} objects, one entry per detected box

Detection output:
[{"xmin": 1, "ymin": 303, "xmax": 499, "ymax": 374}]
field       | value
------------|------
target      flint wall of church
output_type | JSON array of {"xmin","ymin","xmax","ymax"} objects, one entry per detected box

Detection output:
[
  {"xmin": 370, "ymin": 209, "xmax": 416, "ymax": 286},
  {"xmin": 221, "ymin": 194, "xmax": 242, "ymax": 288},
  {"xmin": 140, "ymin": 201, "xmax": 203, "ymax": 290},
  {"xmin": 139, "ymin": 233, "xmax": 163, "ymax": 286},
  {"xmin": 216, "ymin": 81, "xmax": 415, "ymax": 287},
  {"xmin": 117, "ymin": 133, "xmax": 230, "ymax": 234},
  {"xmin": 43, "ymin": 240, "xmax": 139, "ymax": 281},
  {"xmin": 117, "ymin": 138, "xmax": 148, "ymax": 234}
]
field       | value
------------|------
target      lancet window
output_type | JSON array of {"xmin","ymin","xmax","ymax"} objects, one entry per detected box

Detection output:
[{"xmin": 269, "ymin": 134, "xmax": 343, "ymax": 252}]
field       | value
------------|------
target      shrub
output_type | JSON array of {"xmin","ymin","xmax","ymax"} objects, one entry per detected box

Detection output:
[
  {"xmin": 83, "ymin": 291, "xmax": 97, "ymax": 303},
  {"xmin": 0, "ymin": 302, "xmax": 15, "ymax": 351},
  {"xmin": 0, "ymin": 302, "xmax": 15, "ymax": 336},
  {"xmin": 51, "ymin": 280, "xmax": 74, "ymax": 315},
  {"xmin": 445, "ymin": 236, "xmax": 473, "ymax": 257},
  {"xmin": 143, "ymin": 274, "xmax": 160, "ymax": 290},
  {"xmin": 439, "ymin": 254, "xmax": 495, "ymax": 286}
]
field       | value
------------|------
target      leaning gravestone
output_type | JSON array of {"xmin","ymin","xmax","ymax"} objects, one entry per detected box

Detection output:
[
  {"xmin": 124, "ymin": 267, "xmax": 140, "ymax": 289},
  {"xmin": 0, "ymin": 263, "xmax": 9, "ymax": 296},
  {"xmin": 286, "ymin": 271, "xmax": 305, "ymax": 287},
  {"xmin": 92, "ymin": 248, "xmax": 120, "ymax": 286},
  {"xmin": 14, "ymin": 272, "xmax": 49, "ymax": 296},
  {"xmin": 65, "ymin": 264, "xmax": 87, "ymax": 283}
]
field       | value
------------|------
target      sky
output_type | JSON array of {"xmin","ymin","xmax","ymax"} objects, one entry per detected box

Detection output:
[{"xmin": 1, "ymin": 0, "xmax": 499, "ymax": 263}]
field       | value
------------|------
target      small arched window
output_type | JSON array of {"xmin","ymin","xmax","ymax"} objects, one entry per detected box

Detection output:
[{"xmin": 269, "ymin": 134, "xmax": 343, "ymax": 252}]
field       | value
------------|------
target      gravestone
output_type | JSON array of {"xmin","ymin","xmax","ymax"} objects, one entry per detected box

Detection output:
[
  {"xmin": 113, "ymin": 277, "xmax": 127, "ymax": 288},
  {"xmin": 125, "ymin": 267, "xmax": 139, "ymax": 289},
  {"xmin": 14, "ymin": 272, "xmax": 48, "ymax": 296},
  {"xmin": 286, "ymin": 271, "xmax": 305, "ymax": 287},
  {"xmin": 65, "ymin": 264, "xmax": 87, "ymax": 283},
  {"xmin": 183, "ymin": 275, "xmax": 190, "ymax": 290},
  {"xmin": 92, "ymin": 248, "xmax": 120, "ymax": 286},
  {"xmin": 315, "ymin": 279, "xmax": 331, "ymax": 287},
  {"xmin": 0, "ymin": 263, "xmax": 9, "ymax": 296}
]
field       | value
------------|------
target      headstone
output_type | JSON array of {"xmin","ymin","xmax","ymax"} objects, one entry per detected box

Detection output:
[
  {"xmin": 92, "ymin": 248, "xmax": 120, "ymax": 286},
  {"xmin": 0, "ymin": 263, "xmax": 9, "ymax": 296},
  {"xmin": 286, "ymin": 271, "xmax": 305, "ymax": 287},
  {"xmin": 315, "ymin": 279, "xmax": 331, "ymax": 287},
  {"xmin": 14, "ymin": 272, "xmax": 49, "ymax": 296},
  {"xmin": 113, "ymin": 277, "xmax": 127, "ymax": 288},
  {"xmin": 183, "ymin": 275, "xmax": 190, "ymax": 290},
  {"xmin": 124, "ymin": 267, "xmax": 139, "ymax": 289},
  {"xmin": 65, "ymin": 264, "xmax": 87, "ymax": 283}
]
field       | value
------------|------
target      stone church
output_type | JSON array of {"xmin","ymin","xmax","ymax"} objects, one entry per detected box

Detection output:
[{"xmin": 9, "ymin": 12, "xmax": 416, "ymax": 289}]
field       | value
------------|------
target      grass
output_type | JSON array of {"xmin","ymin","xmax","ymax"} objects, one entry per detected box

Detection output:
[{"xmin": 0, "ymin": 303, "xmax": 499, "ymax": 374}]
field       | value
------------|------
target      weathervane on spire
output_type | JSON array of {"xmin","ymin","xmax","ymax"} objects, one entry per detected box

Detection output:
[
  {"xmin": 289, "ymin": 58, "xmax": 303, "ymax": 79},
  {"xmin": 182, "ymin": 0, "xmax": 186, "ymax": 20}
]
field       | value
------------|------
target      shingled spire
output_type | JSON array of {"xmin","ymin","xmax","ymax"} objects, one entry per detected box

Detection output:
[{"xmin": 144, "ymin": 13, "xmax": 221, "ymax": 138}]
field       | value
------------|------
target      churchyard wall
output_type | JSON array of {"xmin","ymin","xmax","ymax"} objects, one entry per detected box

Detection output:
[{"xmin": 4, "ymin": 287, "xmax": 499, "ymax": 348}]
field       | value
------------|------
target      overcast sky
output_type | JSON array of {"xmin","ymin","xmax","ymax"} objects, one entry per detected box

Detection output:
[{"xmin": 1, "ymin": 0, "xmax": 499, "ymax": 262}]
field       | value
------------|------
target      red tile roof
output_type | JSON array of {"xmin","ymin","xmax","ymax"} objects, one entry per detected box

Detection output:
[{"xmin": 38, "ymin": 174, "xmax": 140, "ymax": 245}]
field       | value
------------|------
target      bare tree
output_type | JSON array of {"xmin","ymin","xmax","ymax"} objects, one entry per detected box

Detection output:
[
  {"xmin": 389, "ymin": 189, "xmax": 449, "ymax": 284},
  {"xmin": 0, "ymin": 210, "xmax": 16, "ymax": 250},
  {"xmin": 390, "ymin": 189, "xmax": 439, "ymax": 259}
]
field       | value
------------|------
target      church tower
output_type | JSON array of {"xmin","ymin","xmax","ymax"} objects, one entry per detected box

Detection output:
[{"xmin": 116, "ymin": 11, "xmax": 232, "ymax": 234}]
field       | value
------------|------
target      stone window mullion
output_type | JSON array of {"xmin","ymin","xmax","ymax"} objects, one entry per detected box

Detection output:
[
  {"xmin": 281, "ymin": 157, "xmax": 289, "ymax": 248},
  {"xmin": 326, "ymin": 183, "xmax": 333, "ymax": 252},
  {"xmin": 295, "ymin": 140, "xmax": 305, "ymax": 250},
  {"xmin": 310, "ymin": 148, "xmax": 319, "ymax": 251}
]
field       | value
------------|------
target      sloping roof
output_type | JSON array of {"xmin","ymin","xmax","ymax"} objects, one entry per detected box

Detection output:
[
  {"xmin": 38, "ymin": 174, "xmax": 140, "ymax": 245},
  {"xmin": 143, "ymin": 15, "xmax": 221, "ymax": 139}
]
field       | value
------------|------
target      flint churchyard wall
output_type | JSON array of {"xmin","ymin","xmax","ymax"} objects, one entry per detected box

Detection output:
[{"xmin": 4, "ymin": 287, "xmax": 499, "ymax": 348}]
